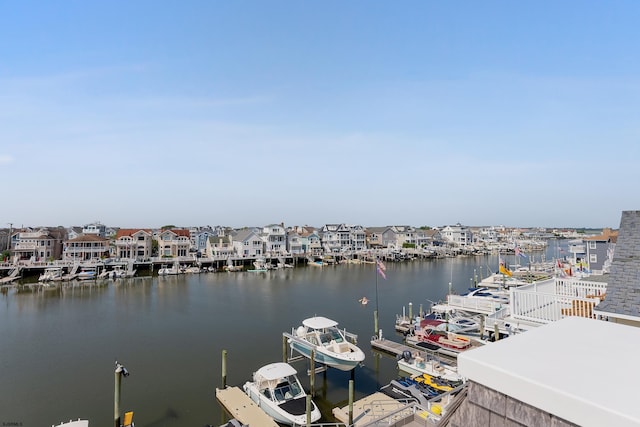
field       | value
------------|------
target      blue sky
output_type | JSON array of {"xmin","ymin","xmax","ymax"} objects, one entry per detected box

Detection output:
[{"xmin": 1, "ymin": 2, "xmax": 638, "ymax": 229}]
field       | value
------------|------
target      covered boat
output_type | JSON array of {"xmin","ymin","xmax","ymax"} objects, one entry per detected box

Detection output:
[
  {"xmin": 242, "ymin": 362, "xmax": 321, "ymax": 426},
  {"xmin": 286, "ymin": 316, "xmax": 365, "ymax": 371}
]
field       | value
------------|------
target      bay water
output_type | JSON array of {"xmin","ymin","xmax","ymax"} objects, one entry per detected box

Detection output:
[{"xmin": 0, "ymin": 245, "xmax": 562, "ymax": 427}]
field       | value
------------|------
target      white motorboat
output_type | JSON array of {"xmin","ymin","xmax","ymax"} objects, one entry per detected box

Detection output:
[
  {"xmin": 75, "ymin": 267, "xmax": 97, "ymax": 281},
  {"xmin": 39, "ymin": 267, "xmax": 64, "ymax": 282},
  {"xmin": 396, "ymin": 350, "xmax": 464, "ymax": 383},
  {"xmin": 286, "ymin": 316, "xmax": 365, "ymax": 371},
  {"xmin": 100, "ymin": 265, "xmax": 136, "ymax": 279},
  {"xmin": 242, "ymin": 362, "xmax": 321, "ymax": 426},
  {"xmin": 158, "ymin": 262, "xmax": 180, "ymax": 276}
]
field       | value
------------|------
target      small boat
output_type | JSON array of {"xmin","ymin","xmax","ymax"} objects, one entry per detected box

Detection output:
[
  {"xmin": 286, "ymin": 316, "xmax": 365, "ymax": 371},
  {"xmin": 359, "ymin": 297, "xmax": 369, "ymax": 305},
  {"xmin": 405, "ymin": 327, "xmax": 473, "ymax": 357},
  {"xmin": 158, "ymin": 263, "xmax": 180, "ymax": 276},
  {"xmin": 75, "ymin": 267, "xmax": 97, "ymax": 281},
  {"xmin": 39, "ymin": 267, "xmax": 64, "ymax": 282},
  {"xmin": 396, "ymin": 350, "xmax": 464, "ymax": 384},
  {"xmin": 224, "ymin": 258, "xmax": 243, "ymax": 272},
  {"xmin": 242, "ymin": 362, "xmax": 321, "ymax": 426},
  {"xmin": 100, "ymin": 265, "xmax": 136, "ymax": 279}
]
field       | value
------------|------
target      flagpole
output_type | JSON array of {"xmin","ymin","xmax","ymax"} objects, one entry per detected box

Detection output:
[{"xmin": 374, "ymin": 256, "xmax": 379, "ymax": 337}]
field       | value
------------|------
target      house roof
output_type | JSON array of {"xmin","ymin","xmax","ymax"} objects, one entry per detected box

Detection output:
[
  {"xmin": 67, "ymin": 234, "xmax": 109, "ymax": 242},
  {"xmin": 231, "ymin": 228, "xmax": 258, "ymax": 242},
  {"xmin": 116, "ymin": 229, "xmax": 152, "ymax": 238},
  {"xmin": 594, "ymin": 211, "xmax": 640, "ymax": 318},
  {"xmin": 159, "ymin": 229, "xmax": 190, "ymax": 238},
  {"xmin": 584, "ymin": 228, "xmax": 619, "ymax": 242}
]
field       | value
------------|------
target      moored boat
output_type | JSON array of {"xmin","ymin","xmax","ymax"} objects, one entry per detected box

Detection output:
[
  {"xmin": 396, "ymin": 350, "xmax": 464, "ymax": 384},
  {"xmin": 39, "ymin": 266, "xmax": 64, "ymax": 282},
  {"xmin": 285, "ymin": 316, "xmax": 365, "ymax": 371},
  {"xmin": 242, "ymin": 362, "xmax": 321, "ymax": 426}
]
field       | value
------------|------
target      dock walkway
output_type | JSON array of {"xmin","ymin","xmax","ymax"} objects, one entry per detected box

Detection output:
[
  {"xmin": 215, "ymin": 386, "xmax": 278, "ymax": 427},
  {"xmin": 332, "ymin": 392, "xmax": 433, "ymax": 426}
]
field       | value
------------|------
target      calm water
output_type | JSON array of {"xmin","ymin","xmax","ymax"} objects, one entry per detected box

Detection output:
[{"xmin": 0, "ymin": 248, "xmax": 560, "ymax": 427}]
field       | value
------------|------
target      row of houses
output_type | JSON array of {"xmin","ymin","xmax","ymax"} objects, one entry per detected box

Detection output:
[{"xmin": 0, "ymin": 222, "xmax": 614, "ymax": 270}]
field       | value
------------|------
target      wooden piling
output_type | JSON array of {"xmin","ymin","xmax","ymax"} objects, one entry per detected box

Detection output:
[
  {"xmin": 310, "ymin": 350, "xmax": 315, "ymax": 397},
  {"xmin": 222, "ymin": 349, "xmax": 227, "ymax": 388},
  {"xmin": 348, "ymin": 379, "xmax": 354, "ymax": 426}
]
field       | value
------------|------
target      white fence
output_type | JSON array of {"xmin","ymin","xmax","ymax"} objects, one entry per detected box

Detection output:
[{"xmin": 508, "ymin": 278, "xmax": 607, "ymax": 324}]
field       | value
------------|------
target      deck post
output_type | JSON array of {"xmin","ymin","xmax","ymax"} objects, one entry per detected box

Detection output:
[
  {"xmin": 306, "ymin": 394, "xmax": 312, "ymax": 426},
  {"xmin": 114, "ymin": 368, "xmax": 121, "ymax": 427},
  {"xmin": 310, "ymin": 350, "xmax": 315, "ymax": 397},
  {"xmin": 419, "ymin": 304, "xmax": 423, "ymax": 319},
  {"xmin": 348, "ymin": 379, "xmax": 354, "ymax": 426},
  {"xmin": 408, "ymin": 302, "xmax": 413, "ymax": 321},
  {"xmin": 282, "ymin": 335, "xmax": 287, "ymax": 363},
  {"xmin": 494, "ymin": 323, "xmax": 500, "ymax": 341},
  {"xmin": 222, "ymin": 350, "xmax": 227, "ymax": 388}
]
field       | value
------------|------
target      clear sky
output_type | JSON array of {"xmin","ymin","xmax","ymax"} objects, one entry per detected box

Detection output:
[{"xmin": 1, "ymin": 2, "xmax": 638, "ymax": 229}]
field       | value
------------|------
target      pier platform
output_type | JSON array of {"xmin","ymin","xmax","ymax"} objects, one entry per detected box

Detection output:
[
  {"xmin": 332, "ymin": 392, "xmax": 416, "ymax": 426},
  {"xmin": 215, "ymin": 386, "xmax": 278, "ymax": 427}
]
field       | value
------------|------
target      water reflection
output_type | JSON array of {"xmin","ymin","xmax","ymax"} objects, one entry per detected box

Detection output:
[{"xmin": 0, "ymin": 247, "xmax": 564, "ymax": 426}]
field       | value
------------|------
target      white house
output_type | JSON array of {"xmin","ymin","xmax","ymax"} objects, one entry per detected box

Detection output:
[{"xmin": 232, "ymin": 229, "xmax": 265, "ymax": 257}]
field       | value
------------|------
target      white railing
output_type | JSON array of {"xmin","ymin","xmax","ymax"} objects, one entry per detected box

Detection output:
[
  {"xmin": 508, "ymin": 278, "xmax": 607, "ymax": 324},
  {"xmin": 446, "ymin": 294, "xmax": 505, "ymax": 314}
]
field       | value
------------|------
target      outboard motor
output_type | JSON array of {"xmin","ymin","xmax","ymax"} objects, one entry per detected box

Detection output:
[{"xmin": 401, "ymin": 350, "xmax": 412, "ymax": 362}]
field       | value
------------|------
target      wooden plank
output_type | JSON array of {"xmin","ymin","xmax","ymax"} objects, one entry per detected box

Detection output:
[
  {"xmin": 215, "ymin": 386, "xmax": 279, "ymax": 427},
  {"xmin": 332, "ymin": 392, "xmax": 410, "ymax": 426}
]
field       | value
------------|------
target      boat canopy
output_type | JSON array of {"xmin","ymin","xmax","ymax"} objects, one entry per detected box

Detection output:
[
  {"xmin": 302, "ymin": 316, "xmax": 338, "ymax": 330},
  {"xmin": 254, "ymin": 362, "xmax": 297, "ymax": 381}
]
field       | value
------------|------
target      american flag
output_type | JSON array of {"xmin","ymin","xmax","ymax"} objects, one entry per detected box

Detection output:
[{"xmin": 376, "ymin": 259, "xmax": 387, "ymax": 280}]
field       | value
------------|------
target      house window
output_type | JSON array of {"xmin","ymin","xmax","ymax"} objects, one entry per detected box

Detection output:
[
  {"xmin": 138, "ymin": 236, "xmax": 145, "ymax": 241},
  {"xmin": 589, "ymin": 241, "xmax": 597, "ymax": 249},
  {"xmin": 590, "ymin": 254, "xmax": 597, "ymax": 263}
]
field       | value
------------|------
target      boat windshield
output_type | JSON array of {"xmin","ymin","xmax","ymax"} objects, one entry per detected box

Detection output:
[
  {"xmin": 273, "ymin": 379, "xmax": 302, "ymax": 400},
  {"xmin": 327, "ymin": 327, "xmax": 344, "ymax": 343}
]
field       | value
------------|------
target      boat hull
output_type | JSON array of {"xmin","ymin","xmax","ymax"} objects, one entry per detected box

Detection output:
[
  {"xmin": 243, "ymin": 383, "xmax": 321, "ymax": 425},
  {"xmin": 290, "ymin": 341, "xmax": 363, "ymax": 371}
]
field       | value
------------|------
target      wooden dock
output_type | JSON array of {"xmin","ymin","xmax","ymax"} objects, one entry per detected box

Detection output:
[
  {"xmin": 332, "ymin": 392, "xmax": 414, "ymax": 426},
  {"xmin": 215, "ymin": 386, "xmax": 278, "ymax": 427},
  {"xmin": 371, "ymin": 337, "xmax": 429, "ymax": 357}
]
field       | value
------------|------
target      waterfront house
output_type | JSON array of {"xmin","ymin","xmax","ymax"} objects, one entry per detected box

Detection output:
[
  {"xmin": 189, "ymin": 226, "xmax": 215, "ymax": 256},
  {"xmin": 261, "ymin": 224, "xmax": 287, "ymax": 255},
  {"xmin": 63, "ymin": 234, "xmax": 109, "ymax": 261},
  {"xmin": 157, "ymin": 229, "xmax": 191, "ymax": 258},
  {"xmin": 440, "ymin": 223, "xmax": 473, "ymax": 248},
  {"xmin": 365, "ymin": 226, "xmax": 387, "ymax": 248},
  {"xmin": 12, "ymin": 227, "xmax": 66, "ymax": 262},
  {"xmin": 114, "ymin": 229, "xmax": 153, "ymax": 260},
  {"xmin": 82, "ymin": 222, "xmax": 107, "ymax": 238},
  {"xmin": 293, "ymin": 226, "xmax": 322, "ymax": 256},
  {"xmin": 584, "ymin": 228, "xmax": 617, "ymax": 274},
  {"xmin": 231, "ymin": 228, "xmax": 264, "ymax": 257},
  {"xmin": 286, "ymin": 230, "xmax": 304, "ymax": 255},
  {"xmin": 66, "ymin": 226, "xmax": 83, "ymax": 241},
  {"xmin": 388, "ymin": 225, "xmax": 418, "ymax": 248},
  {"xmin": 321, "ymin": 224, "xmax": 366, "ymax": 253},
  {"xmin": 205, "ymin": 235, "xmax": 234, "ymax": 258}
]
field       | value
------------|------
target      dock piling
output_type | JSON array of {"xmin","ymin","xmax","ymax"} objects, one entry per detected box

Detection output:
[
  {"xmin": 310, "ymin": 350, "xmax": 315, "ymax": 397},
  {"xmin": 222, "ymin": 350, "xmax": 227, "ymax": 388},
  {"xmin": 282, "ymin": 335, "xmax": 287, "ymax": 363},
  {"xmin": 348, "ymin": 379, "xmax": 354, "ymax": 426}
]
